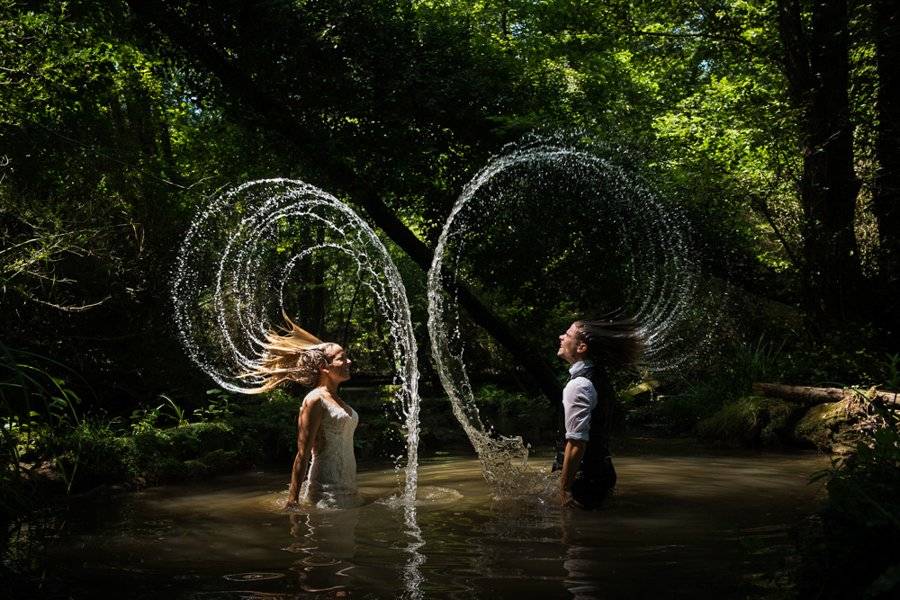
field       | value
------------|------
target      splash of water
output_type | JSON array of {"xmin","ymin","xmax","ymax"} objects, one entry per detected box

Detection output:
[
  {"xmin": 172, "ymin": 179, "xmax": 420, "ymax": 500},
  {"xmin": 427, "ymin": 142, "xmax": 721, "ymax": 489}
]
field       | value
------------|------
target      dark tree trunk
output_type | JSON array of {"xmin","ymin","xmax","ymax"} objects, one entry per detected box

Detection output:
[
  {"xmin": 126, "ymin": 0, "xmax": 563, "ymax": 403},
  {"xmin": 310, "ymin": 227, "xmax": 326, "ymax": 336},
  {"xmin": 872, "ymin": 0, "xmax": 900, "ymax": 328},
  {"xmin": 777, "ymin": 0, "xmax": 863, "ymax": 321}
]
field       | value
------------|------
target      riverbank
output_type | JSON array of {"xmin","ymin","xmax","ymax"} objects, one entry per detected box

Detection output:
[{"xmin": 5, "ymin": 384, "xmax": 898, "ymax": 599}]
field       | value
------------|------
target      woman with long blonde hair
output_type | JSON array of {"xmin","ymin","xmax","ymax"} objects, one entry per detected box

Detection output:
[{"xmin": 244, "ymin": 315, "xmax": 360, "ymax": 508}]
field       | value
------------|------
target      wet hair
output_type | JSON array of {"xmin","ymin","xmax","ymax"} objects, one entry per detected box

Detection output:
[
  {"xmin": 574, "ymin": 315, "xmax": 645, "ymax": 367},
  {"xmin": 241, "ymin": 314, "xmax": 338, "ymax": 393}
]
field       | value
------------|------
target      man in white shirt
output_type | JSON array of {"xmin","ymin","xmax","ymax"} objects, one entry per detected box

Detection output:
[{"xmin": 555, "ymin": 320, "xmax": 625, "ymax": 508}]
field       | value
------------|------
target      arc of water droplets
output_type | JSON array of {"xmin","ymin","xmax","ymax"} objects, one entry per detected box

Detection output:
[
  {"xmin": 427, "ymin": 144, "xmax": 717, "ymax": 490},
  {"xmin": 172, "ymin": 178, "xmax": 420, "ymax": 501}
]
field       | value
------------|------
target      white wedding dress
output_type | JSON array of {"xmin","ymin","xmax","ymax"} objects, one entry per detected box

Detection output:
[{"xmin": 299, "ymin": 397, "xmax": 362, "ymax": 508}]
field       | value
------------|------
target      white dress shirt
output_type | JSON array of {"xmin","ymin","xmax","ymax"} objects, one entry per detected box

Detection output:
[{"xmin": 563, "ymin": 360, "xmax": 597, "ymax": 441}]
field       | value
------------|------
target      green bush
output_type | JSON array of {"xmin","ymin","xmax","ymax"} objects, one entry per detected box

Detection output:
[
  {"xmin": 166, "ymin": 422, "xmax": 236, "ymax": 459},
  {"xmin": 128, "ymin": 421, "xmax": 248, "ymax": 482},
  {"xmin": 639, "ymin": 336, "xmax": 786, "ymax": 432},
  {"xmin": 695, "ymin": 396, "xmax": 799, "ymax": 447},
  {"xmin": 54, "ymin": 421, "xmax": 137, "ymax": 492},
  {"xmin": 223, "ymin": 391, "xmax": 299, "ymax": 462}
]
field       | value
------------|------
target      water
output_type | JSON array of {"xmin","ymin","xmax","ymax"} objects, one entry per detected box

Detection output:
[
  {"xmin": 171, "ymin": 179, "xmax": 420, "ymax": 500},
  {"xmin": 427, "ymin": 141, "xmax": 723, "ymax": 486},
  {"xmin": 13, "ymin": 440, "xmax": 826, "ymax": 599}
]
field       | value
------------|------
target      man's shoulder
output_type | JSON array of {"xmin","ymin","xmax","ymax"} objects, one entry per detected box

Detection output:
[
  {"xmin": 563, "ymin": 376, "xmax": 596, "ymax": 402},
  {"xmin": 565, "ymin": 375, "xmax": 595, "ymax": 390}
]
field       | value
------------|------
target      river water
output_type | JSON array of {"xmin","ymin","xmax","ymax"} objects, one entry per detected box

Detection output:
[{"xmin": 9, "ymin": 439, "xmax": 827, "ymax": 599}]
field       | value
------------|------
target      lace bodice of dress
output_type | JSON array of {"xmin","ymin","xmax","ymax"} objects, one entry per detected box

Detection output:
[{"xmin": 300, "ymin": 396, "xmax": 361, "ymax": 508}]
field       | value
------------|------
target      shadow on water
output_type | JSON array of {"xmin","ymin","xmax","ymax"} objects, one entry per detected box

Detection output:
[{"xmin": 4, "ymin": 439, "xmax": 827, "ymax": 599}]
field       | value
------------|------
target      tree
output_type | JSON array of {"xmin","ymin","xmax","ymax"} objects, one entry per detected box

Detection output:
[
  {"xmin": 872, "ymin": 0, "xmax": 899, "ymax": 328},
  {"xmin": 124, "ymin": 0, "xmax": 567, "ymax": 401},
  {"xmin": 777, "ymin": 0, "xmax": 863, "ymax": 320}
]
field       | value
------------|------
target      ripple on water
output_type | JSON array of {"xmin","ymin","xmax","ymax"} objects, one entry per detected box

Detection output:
[
  {"xmin": 193, "ymin": 593, "xmax": 292, "ymax": 599},
  {"xmin": 221, "ymin": 573, "xmax": 285, "ymax": 582},
  {"xmin": 376, "ymin": 486, "xmax": 463, "ymax": 508}
]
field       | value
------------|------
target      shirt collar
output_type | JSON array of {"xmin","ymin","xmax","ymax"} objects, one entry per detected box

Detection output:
[{"xmin": 568, "ymin": 359, "xmax": 593, "ymax": 378}]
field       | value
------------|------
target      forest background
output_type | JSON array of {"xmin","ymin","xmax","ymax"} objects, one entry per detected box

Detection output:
[{"xmin": 1, "ymin": 1, "xmax": 899, "ymax": 596}]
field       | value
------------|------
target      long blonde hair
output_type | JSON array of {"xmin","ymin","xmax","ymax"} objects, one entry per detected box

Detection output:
[{"xmin": 241, "ymin": 314, "xmax": 338, "ymax": 393}]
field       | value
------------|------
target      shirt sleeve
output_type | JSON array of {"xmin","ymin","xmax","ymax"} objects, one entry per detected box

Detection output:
[{"xmin": 563, "ymin": 378, "xmax": 596, "ymax": 441}]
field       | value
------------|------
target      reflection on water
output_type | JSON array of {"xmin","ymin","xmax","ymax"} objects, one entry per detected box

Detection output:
[
  {"xmin": 11, "ymin": 442, "xmax": 827, "ymax": 599},
  {"xmin": 287, "ymin": 509, "xmax": 359, "ymax": 593},
  {"xmin": 400, "ymin": 504, "xmax": 425, "ymax": 600}
]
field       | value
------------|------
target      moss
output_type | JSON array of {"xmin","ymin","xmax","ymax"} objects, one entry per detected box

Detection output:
[
  {"xmin": 154, "ymin": 457, "xmax": 190, "ymax": 482},
  {"xmin": 793, "ymin": 400, "xmax": 854, "ymax": 451},
  {"xmin": 199, "ymin": 449, "xmax": 242, "ymax": 474},
  {"xmin": 696, "ymin": 396, "xmax": 800, "ymax": 447},
  {"xmin": 180, "ymin": 459, "xmax": 210, "ymax": 480}
]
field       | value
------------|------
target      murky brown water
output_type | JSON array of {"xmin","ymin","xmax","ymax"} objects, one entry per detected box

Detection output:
[{"xmin": 11, "ymin": 439, "xmax": 827, "ymax": 599}]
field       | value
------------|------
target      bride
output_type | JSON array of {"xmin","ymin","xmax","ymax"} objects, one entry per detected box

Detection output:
[{"xmin": 244, "ymin": 316, "xmax": 361, "ymax": 509}]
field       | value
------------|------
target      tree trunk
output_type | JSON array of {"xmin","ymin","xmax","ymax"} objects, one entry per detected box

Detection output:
[
  {"xmin": 872, "ymin": 0, "xmax": 900, "ymax": 326},
  {"xmin": 753, "ymin": 382, "xmax": 898, "ymax": 405},
  {"xmin": 310, "ymin": 226, "xmax": 326, "ymax": 336},
  {"xmin": 127, "ymin": 0, "xmax": 563, "ymax": 403},
  {"xmin": 777, "ymin": 0, "xmax": 863, "ymax": 321}
]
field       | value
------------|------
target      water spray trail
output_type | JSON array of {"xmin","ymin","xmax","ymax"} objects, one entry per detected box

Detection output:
[
  {"xmin": 172, "ymin": 179, "xmax": 421, "ymax": 501},
  {"xmin": 427, "ymin": 142, "xmax": 722, "ymax": 490}
]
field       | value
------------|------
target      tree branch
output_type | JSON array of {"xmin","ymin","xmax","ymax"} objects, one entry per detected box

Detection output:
[{"xmin": 126, "ymin": 0, "xmax": 564, "ymax": 403}]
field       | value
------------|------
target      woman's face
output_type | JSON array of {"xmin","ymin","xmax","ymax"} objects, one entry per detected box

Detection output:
[{"xmin": 324, "ymin": 344, "xmax": 352, "ymax": 383}]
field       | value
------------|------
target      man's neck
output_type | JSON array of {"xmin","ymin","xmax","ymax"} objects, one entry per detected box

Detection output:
[{"xmin": 569, "ymin": 359, "xmax": 593, "ymax": 374}]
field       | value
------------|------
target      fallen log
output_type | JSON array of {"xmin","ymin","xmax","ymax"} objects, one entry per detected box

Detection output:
[{"xmin": 752, "ymin": 383, "xmax": 899, "ymax": 405}]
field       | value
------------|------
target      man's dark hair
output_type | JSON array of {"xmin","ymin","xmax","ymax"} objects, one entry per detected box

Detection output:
[{"xmin": 574, "ymin": 314, "xmax": 645, "ymax": 366}]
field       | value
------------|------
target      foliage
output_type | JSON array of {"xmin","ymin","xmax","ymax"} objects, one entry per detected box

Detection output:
[
  {"xmin": 695, "ymin": 395, "xmax": 799, "ymax": 447},
  {"xmin": 1, "ymin": 343, "xmax": 89, "ymax": 517},
  {"xmin": 639, "ymin": 334, "xmax": 784, "ymax": 431},
  {"xmin": 0, "ymin": 0, "xmax": 897, "ymax": 541},
  {"xmin": 1, "ymin": 375, "xmax": 420, "ymax": 525},
  {"xmin": 0, "ymin": 9, "xmax": 897, "ymax": 598},
  {"xmin": 52, "ymin": 419, "xmax": 136, "ymax": 490},
  {"xmin": 2, "ymin": 0, "xmax": 896, "ymax": 415},
  {"xmin": 804, "ymin": 394, "xmax": 900, "ymax": 598},
  {"xmin": 474, "ymin": 384, "xmax": 557, "ymax": 444}
]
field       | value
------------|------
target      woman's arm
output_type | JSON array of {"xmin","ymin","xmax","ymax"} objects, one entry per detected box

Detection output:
[{"xmin": 286, "ymin": 396, "xmax": 323, "ymax": 505}]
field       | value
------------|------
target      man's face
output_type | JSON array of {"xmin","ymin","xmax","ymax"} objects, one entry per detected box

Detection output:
[{"xmin": 558, "ymin": 323, "xmax": 587, "ymax": 364}]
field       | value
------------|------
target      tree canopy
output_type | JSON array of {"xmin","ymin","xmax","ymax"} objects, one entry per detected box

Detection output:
[{"xmin": 1, "ymin": 0, "xmax": 897, "ymax": 408}]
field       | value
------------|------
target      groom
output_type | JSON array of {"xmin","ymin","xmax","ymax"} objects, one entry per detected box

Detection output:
[{"xmin": 553, "ymin": 321, "xmax": 617, "ymax": 509}]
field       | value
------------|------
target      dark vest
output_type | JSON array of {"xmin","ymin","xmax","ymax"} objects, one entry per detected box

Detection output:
[{"xmin": 553, "ymin": 363, "xmax": 614, "ymax": 481}]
